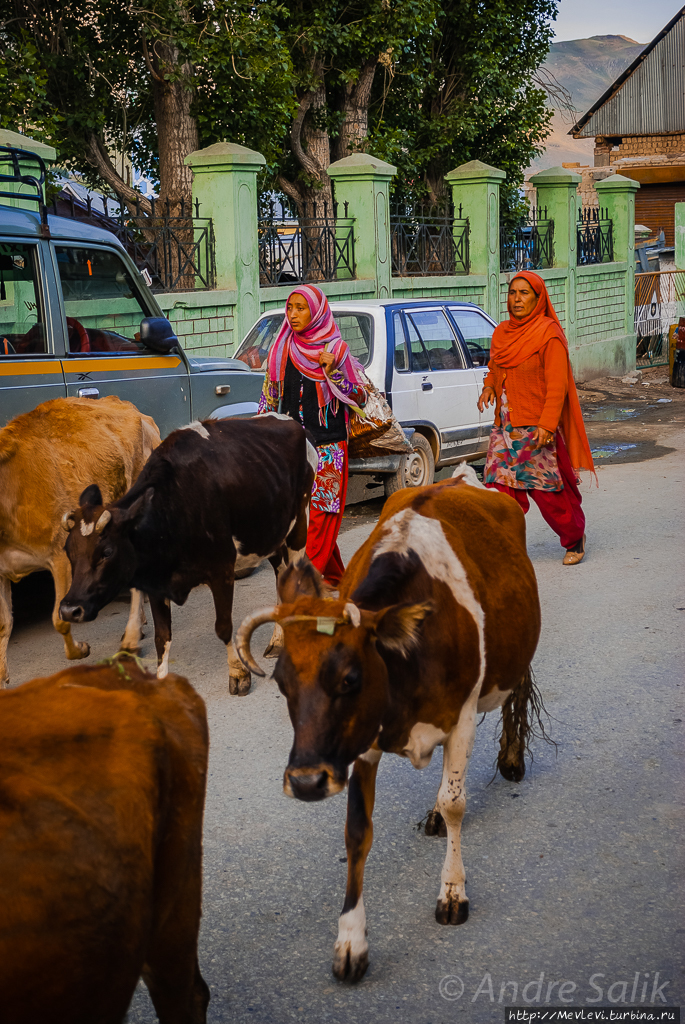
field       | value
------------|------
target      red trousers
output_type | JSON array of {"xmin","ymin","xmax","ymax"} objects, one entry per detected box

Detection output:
[
  {"xmin": 486, "ymin": 433, "xmax": 585, "ymax": 550},
  {"xmin": 306, "ymin": 444, "xmax": 349, "ymax": 587}
]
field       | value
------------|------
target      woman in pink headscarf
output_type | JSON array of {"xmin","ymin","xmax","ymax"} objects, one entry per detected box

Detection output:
[{"xmin": 258, "ymin": 285, "xmax": 367, "ymax": 587}]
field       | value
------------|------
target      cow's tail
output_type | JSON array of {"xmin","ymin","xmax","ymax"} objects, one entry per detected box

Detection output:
[{"xmin": 496, "ymin": 666, "xmax": 555, "ymax": 782}]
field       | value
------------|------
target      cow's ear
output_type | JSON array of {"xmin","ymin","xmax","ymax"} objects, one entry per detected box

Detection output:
[
  {"xmin": 373, "ymin": 601, "xmax": 433, "ymax": 656},
  {"xmin": 278, "ymin": 557, "xmax": 325, "ymax": 603},
  {"xmin": 117, "ymin": 487, "xmax": 154, "ymax": 526},
  {"xmin": 79, "ymin": 484, "xmax": 103, "ymax": 508}
]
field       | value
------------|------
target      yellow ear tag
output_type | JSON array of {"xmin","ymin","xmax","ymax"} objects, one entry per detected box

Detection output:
[{"xmin": 316, "ymin": 617, "xmax": 337, "ymax": 635}]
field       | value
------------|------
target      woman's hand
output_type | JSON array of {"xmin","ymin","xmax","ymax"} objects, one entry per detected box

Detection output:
[
  {"xmin": 318, "ymin": 350, "xmax": 335, "ymax": 372},
  {"xmin": 532, "ymin": 426, "xmax": 554, "ymax": 449},
  {"xmin": 477, "ymin": 386, "xmax": 496, "ymax": 413}
]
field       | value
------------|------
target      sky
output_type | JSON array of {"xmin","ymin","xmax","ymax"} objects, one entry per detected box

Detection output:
[{"xmin": 553, "ymin": 0, "xmax": 681, "ymax": 43}]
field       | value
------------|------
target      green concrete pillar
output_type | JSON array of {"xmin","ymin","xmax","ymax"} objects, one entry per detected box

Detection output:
[
  {"xmin": 0, "ymin": 129, "xmax": 56, "ymax": 212},
  {"xmin": 674, "ymin": 202, "xmax": 685, "ymax": 270},
  {"xmin": 327, "ymin": 154, "xmax": 396, "ymax": 299},
  {"xmin": 529, "ymin": 166, "xmax": 582, "ymax": 348},
  {"xmin": 595, "ymin": 173, "xmax": 640, "ymax": 348},
  {"xmin": 185, "ymin": 141, "xmax": 265, "ymax": 342},
  {"xmin": 444, "ymin": 160, "xmax": 506, "ymax": 321}
]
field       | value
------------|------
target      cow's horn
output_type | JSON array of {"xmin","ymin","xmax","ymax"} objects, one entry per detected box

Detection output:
[
  {"xmin": 61, "ymin": 510, "xmax": 76, "ymax": 531},
  {"xmin": 343, "ymin": 602, "xmax": 361, "ymax": 628},
  {"xmin": 235, "ymin": 606, "xmax": 279, "ymax": 677},
  {"xmin": 95, "ymin": 509, "xmax": 112, "ymax": 533}
]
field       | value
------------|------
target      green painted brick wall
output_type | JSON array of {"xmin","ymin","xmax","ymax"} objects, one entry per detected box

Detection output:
[{"xmin": 575, "ymin": 269, "xmax": 626, "ymax": 343}]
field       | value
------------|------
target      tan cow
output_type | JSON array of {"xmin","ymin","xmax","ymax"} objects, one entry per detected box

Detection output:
[
  {"xmin": 237, "ymin": 465, "xmax": 546, "ymax": 982},
  {"xmin": 0, "ymin": 656, "xmax": 209, "ymax": 1024},
  {"xmin": 0, "ymin": 396, "xmax": 160, "ymax": 687}
]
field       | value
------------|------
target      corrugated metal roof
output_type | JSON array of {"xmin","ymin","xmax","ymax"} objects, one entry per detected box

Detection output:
[{"xmin": 571, "ymin": 8, "xmax": 685, "ymax": 138}]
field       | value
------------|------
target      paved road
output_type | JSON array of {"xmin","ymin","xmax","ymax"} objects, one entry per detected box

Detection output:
[{"xmin": 7, "ymin": 387, "xmax": 685, "ymax": 1024}]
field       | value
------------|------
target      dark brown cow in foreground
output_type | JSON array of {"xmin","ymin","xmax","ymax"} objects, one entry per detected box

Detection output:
[
  {"xmin": 237, "ymin": 465, "xmax": 543, "ymax": 982},
  {"xmin": 0, "ymin": 657, "xmax": 209, "ymax": 1024}
]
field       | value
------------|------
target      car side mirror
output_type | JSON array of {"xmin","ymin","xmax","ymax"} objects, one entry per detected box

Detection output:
[{"xmin": 139, "ymin": 317, "xmax": 179, "ymax": 354}]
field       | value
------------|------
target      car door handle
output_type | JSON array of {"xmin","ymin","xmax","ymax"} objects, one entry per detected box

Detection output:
[
  {"xmin": 215, "ymin": 384, "xmax": 231, "ymax": 396},
  {"xmin": 421, "ymin": 381, "xmax": 433, "ymax": 392},
  {"xmin": 77, "ymin": 387, "xmax": 99, "ymax": 399}
]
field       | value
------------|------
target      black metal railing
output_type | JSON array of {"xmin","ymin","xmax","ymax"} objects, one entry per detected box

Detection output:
[
  {"xmin": 390, "ymin": 202, "xmax": 469, "ymax": 276},
  {"xmin": 49, "ymin": 191, "xmax": 215, "ymax": 292},
  {"xmin": 258, "ymin": 199, "xmax": 355, "ymax": 286},
  {"xmin": 500, "ymin": 207, "xmax": 554, "ymax": 272},
  {"xmin": 577, "ymin": 206, "xmax": 613, "ymax": 265}
]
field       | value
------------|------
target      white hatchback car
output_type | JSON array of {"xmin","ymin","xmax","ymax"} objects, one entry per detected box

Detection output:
[{"xmin": 235, "ymin": 299, "xmax": 496, "ymax": 496}]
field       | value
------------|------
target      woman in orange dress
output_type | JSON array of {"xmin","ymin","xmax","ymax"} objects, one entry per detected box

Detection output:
[{"xmin": 477, "ymin": 271, "xmax": 594, "ymax": 565}]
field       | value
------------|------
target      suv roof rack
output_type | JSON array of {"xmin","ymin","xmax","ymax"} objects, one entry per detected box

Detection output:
[{"xmin": 0, "ymin": 145, "xmax": 49, "ymax": 235}]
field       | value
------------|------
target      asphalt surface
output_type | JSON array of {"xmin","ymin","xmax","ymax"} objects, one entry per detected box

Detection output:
[{"xmin": 6, "ymin": 373, "xmax": 685, "ymax": 1024}]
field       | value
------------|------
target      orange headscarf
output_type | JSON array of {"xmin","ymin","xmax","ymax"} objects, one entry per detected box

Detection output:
[{"xmin": 492, "ymin": 271, "xmax": 595, "ymax": 476}]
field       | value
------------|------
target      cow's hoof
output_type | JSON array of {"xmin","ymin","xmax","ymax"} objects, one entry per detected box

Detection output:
[
  {"xmin": 498, "ymin": 757, "xmax": 525, "ymax": 783},
  {"xmin": 424, "ymin": 810, "xmax": 447, "ymax": 837},
  {"xmin": 263, "ymin": 641, "xmax": 283, "ymax": 659},
  {"xmin": 435, "ymin": 896, "xmax": 469, "ymax": 926},
  {"xmin": 67, "ymin": 640, "xmax": 91, "ymax": 661},
  {"xmin": 120, "ymin": 641, "xmax": 142, "ymax": 655},
  {"xmin": 332, "ymin": 943, "xmax": 369, "ymax": 983},
  {"xmin": 229, "ymin": 674, "xmax": 251, "ymax": 696},
  {"xmin": 0, "ymin": 675, "xmax": 9, "ymax": 690}
]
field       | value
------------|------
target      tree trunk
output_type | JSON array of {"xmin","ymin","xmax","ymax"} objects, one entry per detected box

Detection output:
[
  {"xmin": 85, "ymin": 135, "xmax": 153, "ymax": 216},
  {"xmin": 151, "ymin": 41, "xmax": 199, "ymax": 207},
  {"xmin": 145, "ymin": 38, "xmax": 199, "ymax": 289},
  {"xmin": 277, "ymin": 69, "xmax": 334, "ymax": 282},
  {"xmin": 332, "ymin": 59, "xmax": 377, "ymax": 162}
]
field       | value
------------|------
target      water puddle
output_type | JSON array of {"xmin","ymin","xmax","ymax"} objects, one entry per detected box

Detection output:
[
  {"xmin": 591, "ymin": 443, "xmax": 638, "ymax": 459},
  {"xmin": 584, "ymin": 405, "xmax": 641, "ymax": 422}
]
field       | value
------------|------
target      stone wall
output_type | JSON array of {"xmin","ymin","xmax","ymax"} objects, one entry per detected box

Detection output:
[{"xmin": 612, "ymin": 133, "xmax": 685, "ymax": 163}]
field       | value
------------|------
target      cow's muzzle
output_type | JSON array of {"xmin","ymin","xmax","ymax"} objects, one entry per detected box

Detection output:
[
  {"xmin": 59, "ymin": 601, "xmax": 88, "ymax": 624},
  {"xmin": 283, "ymin": 764, "xmax": 346, "ymax": 802}
]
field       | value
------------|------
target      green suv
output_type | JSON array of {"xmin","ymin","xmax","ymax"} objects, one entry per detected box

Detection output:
[{"xmin": 0, "ymin": 147, "xmax": 261, "ymax": 434}]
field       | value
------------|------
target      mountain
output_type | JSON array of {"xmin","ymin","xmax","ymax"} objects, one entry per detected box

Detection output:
[{"xmin": 528, "ymin": 35, "xmax": 647, "ymax": 172}]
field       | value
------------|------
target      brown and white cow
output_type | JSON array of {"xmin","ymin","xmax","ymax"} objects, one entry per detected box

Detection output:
[
  {"xmin": 236, "ymin": 465, "xmax": 544, "ymax": 982},
  {"xmin": 0, "ymin": 396, "xmax": 160, "ymax": 687},
  {"xmin": 0, "ymin": 656, "xmax": 209, "ymax": 1024}
]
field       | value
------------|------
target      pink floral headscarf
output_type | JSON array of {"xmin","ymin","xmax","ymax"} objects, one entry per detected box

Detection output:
[{"xmin": 266, "ymin": 285, "xmax": 365, "ymax": 422}]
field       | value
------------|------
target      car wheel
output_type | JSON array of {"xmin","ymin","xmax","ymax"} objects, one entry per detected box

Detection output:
[{"xmin": 384, "ymin": 433, "xmax": 435, "ymax": 497}]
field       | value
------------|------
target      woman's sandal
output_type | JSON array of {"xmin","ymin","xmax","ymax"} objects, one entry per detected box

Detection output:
[{"xmin": 563, "ymin": 534, "xmax": 586, "ymax": 566}]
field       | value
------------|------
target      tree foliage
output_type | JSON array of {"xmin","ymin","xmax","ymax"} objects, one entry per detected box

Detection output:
[
  {"xmin": 0, "ymin": 0, "xmax": 558, "ymax": 217},
  {"xmin": 368, "ymin": 0, "xmax": 557, "ymax": 214}
]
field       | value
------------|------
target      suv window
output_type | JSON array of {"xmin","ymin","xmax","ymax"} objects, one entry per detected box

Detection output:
[
  {"xmin": 54, "ymin": 245, "xmax": 153, "ymax": 355},
  {"xmin": 406, "ymin": 309, "xmax": 465, "ymax": 371},
  {"xmin": 235, "ymin": 311, "xmax": 373, "ymax": 369},
  {"xmin": 0, "ymin": 243, "xmax": 46, "ymax": 356},
  {"xmin": 448, "ymin": 307, "xmax": 494, "ymax": 366}
]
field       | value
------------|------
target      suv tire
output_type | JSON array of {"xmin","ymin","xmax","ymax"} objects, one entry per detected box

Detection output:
[{"xmin": 384, "ymin": 433, "xmax": 435, "ymax": 497}]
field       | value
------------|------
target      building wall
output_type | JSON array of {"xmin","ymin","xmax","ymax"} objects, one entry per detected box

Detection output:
[{"xmin": 612, "ymin": 133, "xmax": 685, "ymax": 162}]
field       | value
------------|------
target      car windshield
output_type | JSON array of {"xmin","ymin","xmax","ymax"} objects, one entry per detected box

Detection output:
[{"xmin": 235, "ymin": 311, "xmax": 373, "ymax": 369}]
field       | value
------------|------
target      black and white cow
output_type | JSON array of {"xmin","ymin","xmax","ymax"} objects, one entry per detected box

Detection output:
[{"xmin": 60, "ymin": 414, "xmax": 317, "ymax": 694}]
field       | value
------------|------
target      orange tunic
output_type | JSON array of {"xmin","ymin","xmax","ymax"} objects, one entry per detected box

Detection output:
[
  {"xmin": 483, "ymin": 335, "xmax": 569, "ymax": 434},
  {"xmin": 486, "ymin": 272, "xmax": 594, "ymax": 475}
]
